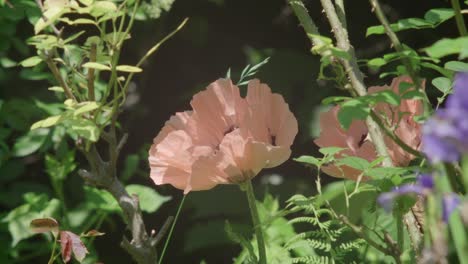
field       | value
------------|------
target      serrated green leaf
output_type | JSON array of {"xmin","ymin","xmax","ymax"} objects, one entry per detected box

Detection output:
[
  {"xmin": 125, "ymin": 184, "xmax": 171, "ymax": 213},
  {"xmin": 82, "ymin": 62, "xmax": 111, "ymax": 71},
  {"xmin": 116, "ymin": 65, "xmax": 142, "ymax": 73},
  {"xmin": 19, "ymin": 56, "xmax": 42, "ymax": 67}
]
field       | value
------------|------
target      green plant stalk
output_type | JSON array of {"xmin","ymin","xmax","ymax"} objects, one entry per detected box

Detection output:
[
  {"xmin": 47, "ymin": 234, "xmax": 58, "ymax": 264},
  {"xmin": 438, "ymin": 165, "xmax": 468, "ymax": 264},
  {"xmin": 368, "ymin": 0, "xmax": 431, "ymax": 115},
  {"xmin": 463, "ymin": 156, "xmax": 468, "ymax": 193},
  {"xmin": 451, "ymin": 0, "xmax": 467, "ymax": 36},
  {"xmin": 396, "ymin": 207, "xmax": 404, "ymax": 250},
  {"xmin": 370, "ymin": 110, "xmax": 422, "ymax": 158},
  {"xmin": 243, "ymin": 180, "xmax": 267, "ymax": 264},
  {"xmin": 158, "ymin": 195, "xmax": 186, "ymax": 264}
]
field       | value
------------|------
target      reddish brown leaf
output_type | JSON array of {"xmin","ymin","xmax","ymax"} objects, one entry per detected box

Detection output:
[
  {"xmin": 30, "ymin": 218, "xmax": 59, "ymax": 234},
  {"xmin": 60, "ymin": 231, "xmax": 72, "ymax": 263},
  {"xmin": 60, "ymin": 231, "xmax": 89, "ymax": 263},
  {"xmin": 82, "ymin": 229, "xmax": 105, "ymax": 237}
]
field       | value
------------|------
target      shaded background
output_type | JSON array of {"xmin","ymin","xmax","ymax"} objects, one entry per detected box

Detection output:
[{"xmin": 1, "ymin": 0, "xmax": 458, "ymax": 263}]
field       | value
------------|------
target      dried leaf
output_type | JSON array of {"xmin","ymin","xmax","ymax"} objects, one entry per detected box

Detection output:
[{"xmin": 30, "ymin": 217, "xmax": 59, "ymax": 234}]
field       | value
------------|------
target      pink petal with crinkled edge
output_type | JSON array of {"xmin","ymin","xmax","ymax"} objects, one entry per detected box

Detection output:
[
  {"xmin": 186, "ymin": 154, "xmax": 228, "ymax": 194},
  {"xmin": 149, "ymin": 130, "xmax": 194, "ymax": 190},
  {"xmin": 243, "ymin": 79, "xmax": 298, "ymax": 168},
  {"xmin": 314, "ymin": 106, "xmax": 369, "ymax": 153},
  {"xmin": 152, "ymin": 111, "xmax": 192, "ymax": 145},
  {"xmin": 218, "ymin": 129, "xmax": 270, "ymax": 182},
  {"xmin": 189, "ymin": 79, "xmax": 247, "ymax": 147}
]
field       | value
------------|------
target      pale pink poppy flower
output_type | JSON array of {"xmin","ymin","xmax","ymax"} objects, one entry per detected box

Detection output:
[
  {"xmin": 314, "ymin": 76, "xmax": 423, "ymax": 180},
  {"xmin": 149, "ymin": 79, "xmax": 298, "ymax": 193}
]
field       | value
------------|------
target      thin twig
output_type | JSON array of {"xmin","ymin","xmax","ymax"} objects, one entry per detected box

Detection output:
[
  {"xmin": 45, "ymin": 56, "xmax": 76, "ymax": 101},
  {"xmin": 88, "ymin": 43, "xmax": 97, "ymax": 101}
]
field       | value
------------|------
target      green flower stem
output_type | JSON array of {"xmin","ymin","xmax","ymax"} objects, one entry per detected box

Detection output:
[
  {"xmin": 159, "ymin": 195, "xmax": 186, "ymax": 264},
  {"xmin": 451, "ymin": 0, "xmax": 467, "ymax": 36},
  {"xmin": 47, "ymin": 234, "xmax": 58, "ymax": 264},
  {"xmin": 243, "ymin": 179, "xmax": 267, "ymax": 264}
]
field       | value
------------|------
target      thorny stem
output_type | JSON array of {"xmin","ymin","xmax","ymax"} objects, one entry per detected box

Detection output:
[
  {"xmin": 158, "ymin": 195, "xmax": 186, "ymax": 264},
  {"xmin": 243, "ymin": 180, "xmax": 267, "ymax": 264},
  {"xmin": 290, "ymin": 0, "xmax": 423, "ymax": 254},
  {"xmin": 451, "ymin": 0, "xmax": 468, "ymax": 36}
]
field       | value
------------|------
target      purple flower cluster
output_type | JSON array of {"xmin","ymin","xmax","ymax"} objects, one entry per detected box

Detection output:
[
  {"xmin": 377, "ymin": 174, "xmax": 460, "ymax": 222},
  {"xmin": 378, "ymin": 174, "xmax": 433, "ymax": 212},
  {"xmin": 422, "ymin": 73, "xmax": 468, "ymax": 163}
]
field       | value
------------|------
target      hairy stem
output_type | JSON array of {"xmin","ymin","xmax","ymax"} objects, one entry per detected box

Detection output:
[
  {"xmin": 158, "ymin": 195, "xmax": 186, "ymax": 264},
  {"xmin": 243, "ymin": 180, "xmax": 267, "ymax": 264}
]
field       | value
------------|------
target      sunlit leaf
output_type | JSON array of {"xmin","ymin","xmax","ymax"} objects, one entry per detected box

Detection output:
[
  {"xmin": 126, "ymin": 184, "xmax": 171, "ymax": 213},
  {"xmin": 19, "ymin": 56, "xmax": 42, "ymax": 67},
  {"xmin": 116, "ymin": 65, "xmax": 143, "ymax": 73},
  {"xmin": 82, "ymin": 62, "xmax": 111, "ymax": 71}
]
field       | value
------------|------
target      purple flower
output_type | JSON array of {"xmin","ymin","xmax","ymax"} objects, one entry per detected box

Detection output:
[
  {"xmin": 377, "ymin": 174, "xmax": 433, "ymax": 212},
  {"xmin": 422, "ymin": 72, "xmax": 468, "ymax": 163},
  {"xmin": 442, "ymin": 193, "xmax": 461, "ymax": 222}
]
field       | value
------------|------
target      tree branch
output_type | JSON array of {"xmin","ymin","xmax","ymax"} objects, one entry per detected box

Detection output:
[{"xmin": 79, "ymin": 140, "xmax": 162, "ymax": 264}]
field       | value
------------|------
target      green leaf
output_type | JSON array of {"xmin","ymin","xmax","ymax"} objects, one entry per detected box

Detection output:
[
  {"xmin": 48, "ymin": 86, "xmax": 64, "ymax": 92},
  {"xmin": 31, "ymin": 115, "xmax": 62, "ymax": 130},
  {"xmin": 321, "ymin": 96, "xmax": 350, "ymax": 105},
  {"xmin": 12, "ymin": 128, "xmax": 49, "ymax": 157},
  {"xmin": 444, "ymin": 61, "xmax": 468, "ymax": 72},
  {"xmin": 84, "ymin": 186, "xmax": 120, "ymax": 212},
  {"xmin": 82, "ymin": 62, "xmax": 111, "ymax": 71},
  {"xmin": 425, "ymin": 37, "xmax": 468, "ymax": 59},
  {"xmin": 125, "ymin": 184, "xmax": 171, "ymax": 213},
  {"xmin": 45, "ymin": 151, "xmax": 76, "ymax": 182},
  {"xmin": 365, "ymin": 167, "xmax": 408, "ymax": 179},
  {"xmin": 401, "ymin": 90, "xmax": 426, "ymax": 100},
  {"xmin": 116, "ymin": 65, "xmax": 142, "ymax": 73},
  {"xmin": 73, "ymin": 102, "xmax": 99, "ymax": 116},
  {"xmin": 319, "ymin": 147, "xmax": 345, "ymax": 156},
  {"xmin": 121, "ymin": 154, "xmax": 139, "ymax": 182},
  {"xmin": 369, "ymin": 90, "xmax": 400, "ymax": 105},
  {"xmin": 66, "ymin": 118, "xmax": 100, "ymax": 142},
  {"xmin": 423, "ymin": 8, "xmax": 454, "ymax": 24},
  {"xmin": 2, "ymin": 193, "xmax": 60, "ymax": 246},
  {"xmin": 335, "ymin": 156, "xmax": 370, "ymax": 171},
  {"xmin": 19, "ymin": 56, "xmax": 42, "ymax": 67},
  {"xmin": 225, "ymin": 220, "xmax": 257, "ymax": 263},
  {"xmin": 337, "ymin": 100, "xmax": 370, "ymax": 130},
  {"xmin": 432, "ymin": 77, "xmax": 452, "ymax": 94},
  {"xmin": 367, "ymin": 57, "xmax": 387, "ymax": 69},
  {"xmin": 367, "ymin": 18, "xmax": 431, "ymax": 36},
  {"xmin": 89, "ymin": 1, "xmax": 117, "ymax": 17},
  {"xmin": 294, "ymin": 156, "xmax": 321, "ymax": 167}
]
